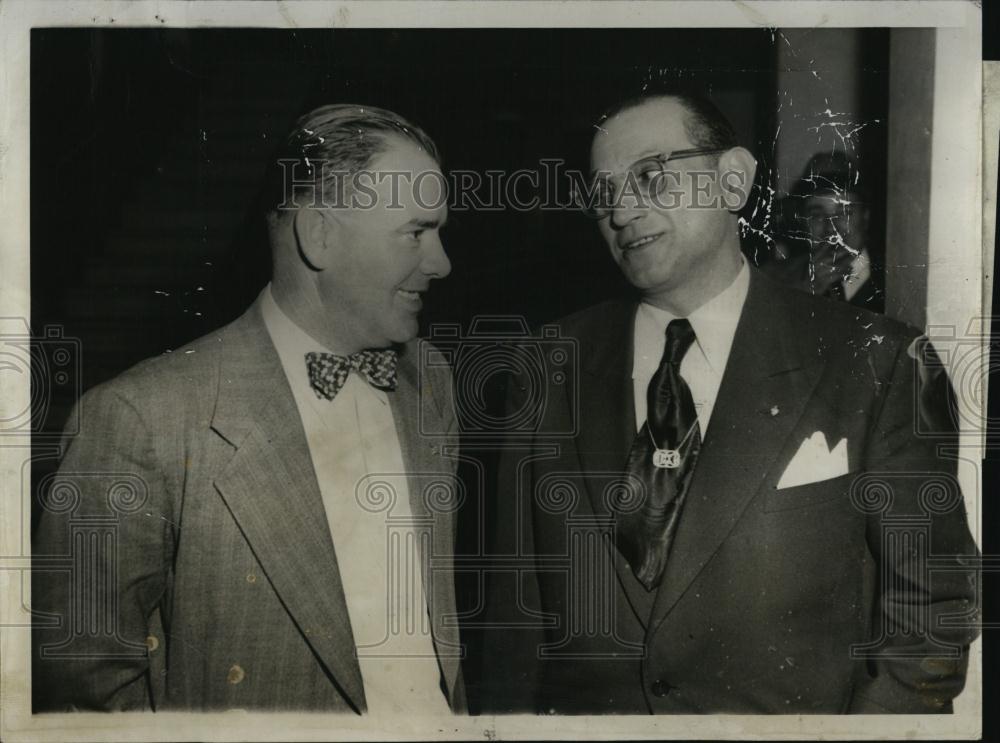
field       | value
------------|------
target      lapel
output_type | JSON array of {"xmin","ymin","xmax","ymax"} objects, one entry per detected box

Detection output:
[
  {"xmin": 648, "ymin": 269, "xmax": 827, "ymax": 630},
  {"xmin": 572, "ymin": 300, "xmax": 658, "ymax": 625},
  {"xmin": 210, "ymin": 300, "xmax": 367, "ymax": 713},
  {"xmin": 390, "ymin": 343, "xmax": 464, "ymax": 710},
  {"xmin": 574, "ymin": 300, "xmax": 637, "ymax": 483}
]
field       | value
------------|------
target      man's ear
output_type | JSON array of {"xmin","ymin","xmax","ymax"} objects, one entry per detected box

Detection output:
[
  {"xmin": 292, "ymin": 207, "xmax": 331, "ymax": 271},
  {"xmin": 716, "ymin": 147, "xmax": 757, "ymax": 212}
]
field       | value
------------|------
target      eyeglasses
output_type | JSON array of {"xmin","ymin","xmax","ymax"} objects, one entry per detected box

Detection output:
[
  {"xmin": 574, "ymin": 148, "xmax": 729, "ymax": 220},
  {"xmin": 803, "ymin": 203, "xmax": 864, "ymax": 222}
]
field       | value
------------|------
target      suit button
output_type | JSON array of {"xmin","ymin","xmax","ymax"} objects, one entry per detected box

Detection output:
[{"xmin": 650, "ymin": 679, "xmax": 673, "ymax": 698}]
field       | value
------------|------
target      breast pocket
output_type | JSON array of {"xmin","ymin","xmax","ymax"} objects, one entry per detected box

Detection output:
[{"xmin": 764, "ymin": 471, "xmax": 858, "ymax": 513}]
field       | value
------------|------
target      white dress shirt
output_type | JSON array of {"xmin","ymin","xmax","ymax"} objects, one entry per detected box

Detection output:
[
  {"xmin": 842, "ymin": 247, "xmax": 872, "ymax": 301},
  {"xmin": 260, "ymin": 286, "xmax": 450, "ymax": 716},
  {"xmin": 632, "ymin": 260, "xmax": 750, "ymax": 437}
]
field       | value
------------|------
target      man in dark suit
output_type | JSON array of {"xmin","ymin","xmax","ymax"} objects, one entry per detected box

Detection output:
[
  {"xmin": 486, "ymin": 91, "xmax": 979, "ymax": 714},
  {"xmin": 33, "ymin": 104, "xmax": 465, "ymax": 713},
  {"xmin": 765, "ymin": 152, "xmax": 885, "ymax": 313}
]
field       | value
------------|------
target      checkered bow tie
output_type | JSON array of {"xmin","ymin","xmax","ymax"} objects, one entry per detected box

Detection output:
[{"xmin": 305, "ymin": 350, "xmax": 398, "ymax": 400}]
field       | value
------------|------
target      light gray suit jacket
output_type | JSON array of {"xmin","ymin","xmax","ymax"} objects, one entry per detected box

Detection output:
[{"xmin": 33, "ymin": 297, "xmax": 465, "ymax": 712}]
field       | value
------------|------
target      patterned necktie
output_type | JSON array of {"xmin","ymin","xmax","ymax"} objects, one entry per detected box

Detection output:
[
  {"xmin": 305, "ymin": 350, "xmax": 398, "ymax": 400},
  {"xmin": 617, "ymin": 318, "xmax": 702, "ymax": 592}
]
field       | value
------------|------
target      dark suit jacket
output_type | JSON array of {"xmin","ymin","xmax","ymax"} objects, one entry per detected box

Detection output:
[
  {"xmin": 759, "ymin": 247, "xmax": 886, "ymax": 314},
  {"xmin": 33, "ymin": 297, "xmax": 466, "ymax": 712},
  {"xmin": 485, "ymin": 268, "xmax": 978, "ymax": 714}
]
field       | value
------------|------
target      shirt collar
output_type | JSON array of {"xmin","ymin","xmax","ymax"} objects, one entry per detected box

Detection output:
[
  {"xmin": 843, "ymin": 247, "xmax": 872, "ymax": 301},
  {"xmin": 633, "ymin": 258, "xmax": 750, "ymax": 376},
  {"xmin": 260, "ymin": 283, "xmax": 336, "ymax": 379}
]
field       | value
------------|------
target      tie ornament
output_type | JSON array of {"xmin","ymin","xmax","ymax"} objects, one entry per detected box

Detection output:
[
  {"xmin": 649, "ymin": 420, "xmax": 698, "ymax": 469},
  {"xmin": 305, "ymin": 349, "xmax": 398, "ymax": 400}
]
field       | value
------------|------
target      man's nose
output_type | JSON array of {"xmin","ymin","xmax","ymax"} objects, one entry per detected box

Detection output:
[
  {"xmin": 820, "ymin": 218, "xmax": 841, "ymax": 239},
  {"xmin": 610, "ymin": 199, "xmax": 646, "ymax": 229},
  {"xmin": 422, "ymin": 232, "xmax": 451, "ymax": 279}
]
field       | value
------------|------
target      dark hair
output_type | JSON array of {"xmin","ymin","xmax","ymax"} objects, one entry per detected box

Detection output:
[
  {"xmin": 791, "ymin": 150, "xmax": 867, "ymax": 201},
  {"xmin": 599, "ymin": 89, "xmax": 739, "ymax": 154},
  {"xmin": 265, "ymin": 103, "xmax": 440, "ymax": 215}
]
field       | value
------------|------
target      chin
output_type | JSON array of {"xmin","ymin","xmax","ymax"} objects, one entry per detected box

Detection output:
[
  {"xmin": 626, "ymin": 268, "xmax": 670, "ymax": 292},
  {"xmin": 386, "ymin": 320, "xmax": 420, "ymax": 346}
]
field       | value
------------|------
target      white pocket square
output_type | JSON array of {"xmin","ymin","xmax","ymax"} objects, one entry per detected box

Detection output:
[{"xmin": 776, "ymin": 431, "xmax": 849, "ymax": 489}]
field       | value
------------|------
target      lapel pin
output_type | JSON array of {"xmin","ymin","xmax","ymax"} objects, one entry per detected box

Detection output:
[{"xmin": 769, "ymin": 406, "xmax": 780, "ymax": 417}]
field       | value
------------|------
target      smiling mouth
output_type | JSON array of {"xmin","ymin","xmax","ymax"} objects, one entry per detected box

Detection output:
[
  {"xmin": 396, "ymin": 288, "xmax": 425, "ymax": 303},
  {"xmin": 621, "ymin": 233, "xmax": 664, "ymax": 251}
]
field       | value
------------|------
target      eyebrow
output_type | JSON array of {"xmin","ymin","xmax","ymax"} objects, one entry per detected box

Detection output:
[
  {"xmin": 589, "ymin": 149, "xmax": 677, "ymax": 179},
  {"xmin": 402, "ymin": 216, "xmax": 447, "ymax": 229}
]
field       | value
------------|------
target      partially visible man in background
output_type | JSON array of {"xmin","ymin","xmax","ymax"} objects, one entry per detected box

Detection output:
[
  {"xmin": 33, "ymin": 104, "xmax": 465, "ymax": 713},
  {"xmin": 766, "ymin": 151, "xmax": 885, "ymax": 312}
]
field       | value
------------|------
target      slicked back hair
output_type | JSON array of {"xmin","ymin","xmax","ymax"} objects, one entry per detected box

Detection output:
[
  {"xmin": 598, "ymin": 89, "xmax": 739, "ymax": 157},
  {"xmin": 265, "ymin": 103, "xmax": 440, "ymax": 218}
]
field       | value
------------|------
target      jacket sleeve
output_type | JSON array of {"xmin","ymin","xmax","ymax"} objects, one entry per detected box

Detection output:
[
  {"xmin": 33, "ymin": 381, "xmax": 176, "ymax": 711},
  {"xmin": 848, "ymin": 335, "xmax": 981, "ymax": 713}
]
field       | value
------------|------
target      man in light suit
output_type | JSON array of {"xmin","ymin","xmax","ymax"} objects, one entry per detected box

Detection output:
[
  {"xmin": 486, "ymin": 91, "xmax": 979, "ymax": 714},
  {"xmin": 33, "ymin": 104, "xmax": 465, "ymax": 713}
]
